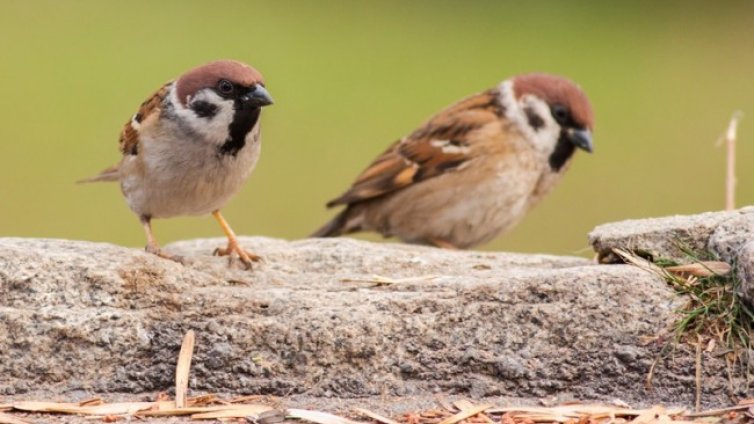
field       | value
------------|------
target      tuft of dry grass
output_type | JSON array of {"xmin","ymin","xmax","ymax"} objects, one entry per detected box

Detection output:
[
  {"xmin": 614, "ymin": 245, "xmax": 753, "ymax": 409},
  {"xmin": 662, "ymin": 250, "xmax": 751, "ymax": 352},
  {"xmin": 613, "ymin": 246, "xmax": 750, "ymax": 353}
]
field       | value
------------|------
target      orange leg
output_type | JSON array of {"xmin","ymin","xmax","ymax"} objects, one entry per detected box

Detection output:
[
  {"xmin": 212, "ymin": 210, "xmax": 262, "ymax": 269},
  {"xmin": 140, "ymin": 216, "xmax": 183, "ymax": 263}
]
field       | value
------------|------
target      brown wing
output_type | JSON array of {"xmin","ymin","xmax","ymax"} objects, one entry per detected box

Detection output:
[
  {"xmin": 326, "ymin": 88, "xmax": 504, "ymax": 207},
  {"xmin": 118, "ymin": 82, "xmax": 171, "ymax": 156}
]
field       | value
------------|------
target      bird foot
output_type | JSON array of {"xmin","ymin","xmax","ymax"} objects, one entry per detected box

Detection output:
[
  {"xmin": 426, "ymin": 238, "xmax": 459, "ymax": 250},
  {"xmin": 145, "ymin": 245, "xmax": 185, "ymax": 264},
  {"xmin": 213, "ymin": 242, "xmax": 263, "ymax": 270}
]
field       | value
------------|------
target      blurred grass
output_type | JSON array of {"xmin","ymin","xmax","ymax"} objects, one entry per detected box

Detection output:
[{"xmin": 0, "ymin": 0, "xmax": 753, "ymax": 255}]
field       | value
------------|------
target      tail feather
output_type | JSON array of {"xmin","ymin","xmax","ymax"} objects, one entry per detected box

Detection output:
[
  {"xmin": 311, "ymin": 206, "xmax": 361, "ymax": 238},
  {"xmin": 76, "ymin": 164, "xmax": 120, "ymax": 184}
]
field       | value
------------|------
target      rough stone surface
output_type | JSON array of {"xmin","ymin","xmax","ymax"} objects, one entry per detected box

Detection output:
[
  {"xmin": 589, "ymin": 207, "xmax": 754, "ymax": 262},
  {"xmin": 0, "ymin": 236, "xmax": 740, "ymax": 412},
  {"xmin": 739, "ymin": 241, "xmax": 754, "ymax": 296},
  {"xmin": 590, "ymin": 207, "xmax": 754, "ymax": 304}
]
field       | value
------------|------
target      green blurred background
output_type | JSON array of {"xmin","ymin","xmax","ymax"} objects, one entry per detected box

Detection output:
[{"xmin": 1, "ymin": 1, "xmax": 753, "ymax": 256}]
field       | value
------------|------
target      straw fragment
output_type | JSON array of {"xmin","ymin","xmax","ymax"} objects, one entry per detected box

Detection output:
[
  {"xmin": 0, "ymin": 412, "xmax": 30, "ymax": 424},
  {"xmin": 190, "ymin": 405, "xmax": 277, "ymax": 420},
  {"xmin": 13, "ymin": 401, "xmax": 153, "ymax": 416},
  {"xmin": 437, "ymin": 403, "xmax": 493, "ymax": 424},
  {"xmin": 665, "ymin": 262, "xmax": 731, "ymax": 277},
  {"xmin": 354, "ymin": 407, "xmax": 402, "ymax": 424},
  {"xmin": 288, "ymin": 408, "xmax": 365, "ymax": 424},
  {"xmin": 175, "ymin": 329, "xmax": 196, "ymax": 409}
]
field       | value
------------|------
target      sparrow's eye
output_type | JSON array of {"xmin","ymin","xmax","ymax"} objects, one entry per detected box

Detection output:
[
  {"xmin": 218, "ymin": 79, "xmax": 234, "ymax": 94},
  {"xmin": 552, "ymin": 104, "xmax": 569, "ymax": 125}
]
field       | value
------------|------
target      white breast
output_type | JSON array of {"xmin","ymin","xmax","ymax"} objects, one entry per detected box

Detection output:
[{"xmin": 120, "ymin": 125, "xmax": 262, "ymax": 219}]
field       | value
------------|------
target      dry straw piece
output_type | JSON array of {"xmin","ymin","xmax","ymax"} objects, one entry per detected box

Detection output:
[
  {"xmin": 486, "ymin": 404, "xmax": 686, "ymax": 423},
  {"xmin": 190, "ymin": 405, "xmax": 277, "ymax": 420},
  {"xmin": 664, "ymin": 262, "xmax": 731, "ymax": 277},
  {"xmin": 437, "ymin": 403, "xmax": 494, "ymax": 424},
  {"xmin": 354, "ymin": 407, "xmax": 402, "ymax": 424},
  {"xmin": 288, "ymin": 408, "xmax": 364, "ymax": 424},
  {"xmin": 722, "ymin": 111, "xmax": 742, "ymax": 211},
  {"xmin": 12, "ymin": 401, "xmax": 154, "ymax": 415},
  {"xmin": 175, "ymin": 329, "xmax": 196, "ymax": 409},
  {"xmin": 0, "ymin": 412, "xmax": 31, "ymax": 424}
]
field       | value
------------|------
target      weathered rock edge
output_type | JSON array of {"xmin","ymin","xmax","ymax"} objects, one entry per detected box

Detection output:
[
  {"xmin": 0, "ymin": 235, "xmax": 739, "ymax": 409},
  {"xmin": 589, "ymin": 206, "xmax": 754, "ymax": 304}
]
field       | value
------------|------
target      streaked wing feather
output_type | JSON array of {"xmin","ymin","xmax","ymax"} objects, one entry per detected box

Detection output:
[
  {"xmin": 327, "ymin": 89, "xmax": 502, "ymax": 207},
  {"xmin": 119, "ymin": 82, "xmax": 171, "ymax": 156}
]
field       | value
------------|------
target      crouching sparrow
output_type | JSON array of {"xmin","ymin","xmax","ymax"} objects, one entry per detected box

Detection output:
[
  {"xmin": 81, "ymin": 60, "xmax": 273, "ymax": 268},
  {"xmin": 313, "ymin": 73, "xmax": 594, "ymax": 249}
]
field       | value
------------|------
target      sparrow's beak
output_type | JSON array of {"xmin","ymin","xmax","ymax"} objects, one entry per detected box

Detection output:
[
  {"xmin": 241, "ymin": 85, "xmax": 274, "ymax": 107},
  {"xmin": 566, "ymin": 128, "xmax": 593, "ymax": 153}
]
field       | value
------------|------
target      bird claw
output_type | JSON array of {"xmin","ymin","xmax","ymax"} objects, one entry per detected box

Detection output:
[
  {"xmin": 425, "ymin": 237, "xmax": 459, "ymax": 250},
  {"xmin": 145, "ymin": 245, "xmax": 185, "ymax": 264},
  {"xmin": 213, "ymin": 243, "xmax": 263, "ymax": 270}
]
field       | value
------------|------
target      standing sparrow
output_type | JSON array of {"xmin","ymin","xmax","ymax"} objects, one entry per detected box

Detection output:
[
  {"xmin": 81, "ymin": 60, "xmax": 274, "ymax": 268},
  {"xmin": 313, "ymin": 73, "xmax": 593, "ymax": 249}
]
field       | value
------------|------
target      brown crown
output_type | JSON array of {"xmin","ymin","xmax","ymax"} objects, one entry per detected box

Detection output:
[
  {"xmin": 175, "ymin": 60, "xmax": 264, "ymax": 106},
  {"xmin": 512, "ymin": 73, "xmax": 594, "ymax": 130}
]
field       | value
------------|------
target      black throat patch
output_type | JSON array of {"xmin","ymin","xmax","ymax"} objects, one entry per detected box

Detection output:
[
  {"xmin": 218, "ymin": 107, "xmax": 261, "ymax": 156},
  {"xmin": 548, "ymin": 131, "xmax": 576, "ymax": 172}
]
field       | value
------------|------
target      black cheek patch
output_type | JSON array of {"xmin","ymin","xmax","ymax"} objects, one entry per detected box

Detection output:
[
  {"xmin": 524, "ymin": 107, "xmax": 545, "ymax": 131},
  {"xmin": 192, "ymin": 101, "xmax": 219, "ymax": 118},
  {"xmin": 548, "ymin": 132, "xmax": 577, "ymax": 172}
]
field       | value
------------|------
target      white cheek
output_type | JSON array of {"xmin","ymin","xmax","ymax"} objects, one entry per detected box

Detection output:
[
  {"xmin": 170, "ymin": 87, "xmax": 235, "ymax": 145},
  {"xmin": 520, "ymin": 95, "xmax": 561, "ymax": 152},
  {"xmin": 497, "ymin": 81, "xmax": 562, "ymax": 155}
]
